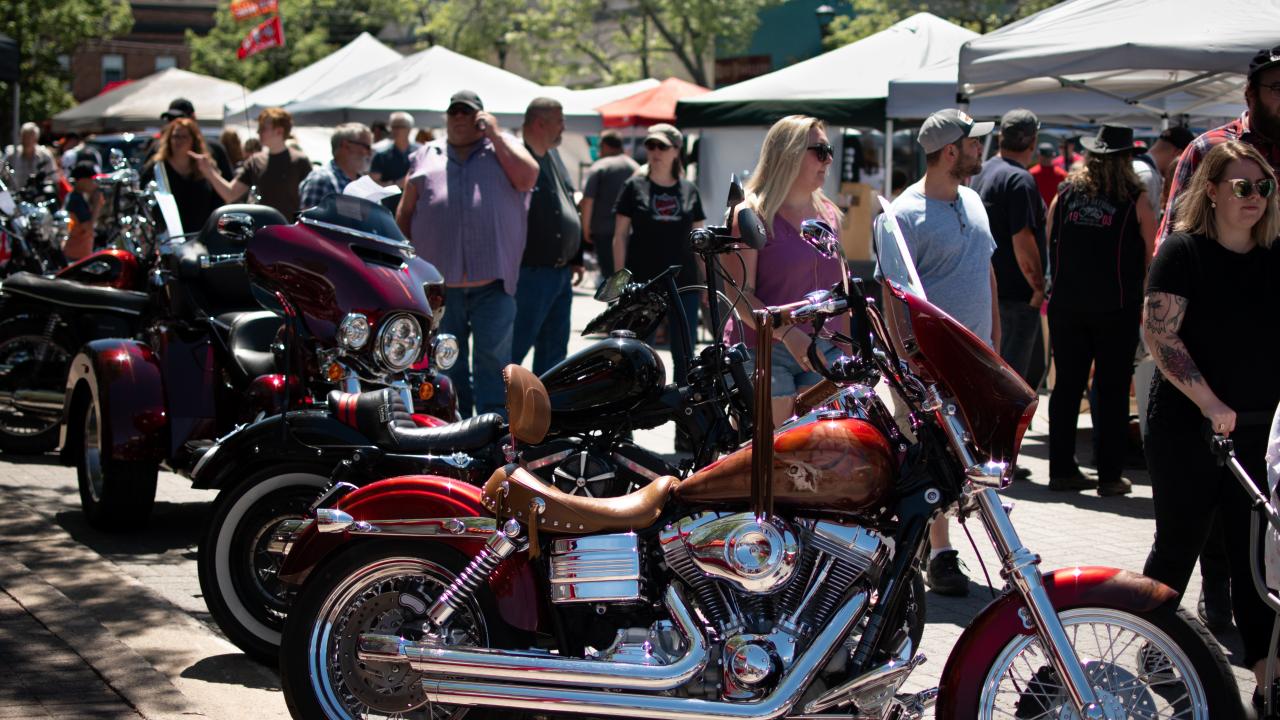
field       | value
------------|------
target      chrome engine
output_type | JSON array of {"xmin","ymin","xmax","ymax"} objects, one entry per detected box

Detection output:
[{"xmin": 658, "ymin": 512, "xmax": 888, "ymax": 700}]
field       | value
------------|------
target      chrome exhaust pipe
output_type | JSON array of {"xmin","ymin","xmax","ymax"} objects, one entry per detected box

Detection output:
[
  {"xmin": 420, "ymin": 590, "xmax": 869, "ymax": 719},
  {"xmin": 0, "ymin": 389, "xmax": 64, "ymax": 416},
  {"xmin": 359, "ymin": 585, "xmax": 709, "ymax": 691}
]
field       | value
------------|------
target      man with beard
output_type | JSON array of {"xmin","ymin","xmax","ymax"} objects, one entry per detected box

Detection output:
[
  {"xmin": 511, "ymin": 98, "xmax": 583, "ymax": 374},
  {"xmin": 883, "ymin": 108, "xmax": 998, "ymax": 597},
  {"xmin": 298, "ymin": 123, "xmax": 373, "ymax": 210},
  {"xmin": 1157, "ymin": 47, "xmax": 1280, "ymax": 246}
]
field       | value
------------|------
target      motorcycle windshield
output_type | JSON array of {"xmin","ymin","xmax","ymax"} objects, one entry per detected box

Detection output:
[
  {"xmin": 874, "ymin": 197, "xmax": 1037, "ymax": 466},
  {"xmin": 297, "ymin": 193, "xmax": 409, "ymax": 246}
]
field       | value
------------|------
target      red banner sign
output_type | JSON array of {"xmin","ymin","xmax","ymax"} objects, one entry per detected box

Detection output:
[
  {"xmin": 231, "ymin": 0, "xmax": 278, "ymax": 21},
  {"xmin": 237, "ymin": 15, "xmax": 285, "ymax": 60}
]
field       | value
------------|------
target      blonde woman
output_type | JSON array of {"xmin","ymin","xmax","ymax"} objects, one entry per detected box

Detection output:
[
  {"xmin": 725, "ymin": 115, "xmax": 846, "ymax": 424},
  {"xmin": 1044, "ymin": 124, "xmax": 1157, "ymax": 496},
  {"xmin": 1141, "ymin": 139, "xmax": 1280, "ymax": 707},
  {"xmin": 144, "ymin": 117, "xmax": 217, "ymax": 234}
]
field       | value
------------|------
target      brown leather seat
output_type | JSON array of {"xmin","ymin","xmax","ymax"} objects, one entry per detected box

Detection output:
[
  {"xmin": 482, "ymin": 465, "xmax": 679, "ymax": 534},
  {"xmin": 503, "ymin": 365, "xmax": 550, "ymax": 444}
]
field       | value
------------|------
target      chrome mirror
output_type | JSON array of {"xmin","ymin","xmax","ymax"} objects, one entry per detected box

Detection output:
[
  {"xmin": 109, "ymin": 148, "xmax": 127, "ymax": 170},
  {"xmin": 217, "ymin": 212, "xmax": 256, "ymax": 244},
  {"xmin": 595, "ymin": 268, "xmax": 632, "ymax": 302},
  {"xmin": 800, "ymin": 219, "xmax": 841, "ymax": 258}
]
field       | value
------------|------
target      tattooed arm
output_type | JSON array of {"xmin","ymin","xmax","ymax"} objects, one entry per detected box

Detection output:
[{"xmin": 1142, "ymin": 291, "xmax": 1236, "ymax": 433}]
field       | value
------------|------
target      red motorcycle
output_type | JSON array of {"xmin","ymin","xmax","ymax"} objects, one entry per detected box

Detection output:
[
  {"xmin": 275, "ymin": 200, "xmax": 1241, "ymax": 720},
  {"xmin": 61, "ymin": 193, "xmax": 454, "ymax": 530}
]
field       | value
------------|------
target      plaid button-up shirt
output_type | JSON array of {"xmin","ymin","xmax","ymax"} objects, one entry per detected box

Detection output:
[
  {"xmin": 297, "ymin": 160, "xmax": 355, "ymax": 212},
  {"xmin": 1157, "ymin": 112, "xmax": 1280, "ymax": 248}
]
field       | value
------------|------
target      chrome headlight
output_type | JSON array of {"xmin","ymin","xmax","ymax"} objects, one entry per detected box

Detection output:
[
  {"xmin": 431, "ymin": 333, "xmax": 459, "ymax": 371},
  {"xmin": 337, "ymin": 312, "xmax": 370, "ymax": 350},
  {"xmin": 376, "ymin": 313, "xmax": 423, "ymax": 372}
]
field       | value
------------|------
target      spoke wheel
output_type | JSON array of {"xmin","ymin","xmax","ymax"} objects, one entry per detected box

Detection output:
[{"xmin": 0, "ymin": 319, "xmax": 72, "ymax": 453}]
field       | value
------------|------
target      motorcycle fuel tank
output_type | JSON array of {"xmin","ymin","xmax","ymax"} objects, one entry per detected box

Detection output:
[
  {"xmin": 540, "ymin": 335, "xmax": 666, "ymax": 433},
  {"xmin": 677, "ymin": 417, "xmax": 895, "ymax": 515}
]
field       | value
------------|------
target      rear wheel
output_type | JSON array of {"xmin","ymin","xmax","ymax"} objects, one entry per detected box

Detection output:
[
  {"xmin": 197, "ymin": 466, "xmax": 330, "ymax": 663},
  {"xmin": 76, "ymin": 397, "xmax": 158, "ymax": 531},
  {"xmin": 0, "ymin": 316, "xmax": 73, "ymax": 454}
]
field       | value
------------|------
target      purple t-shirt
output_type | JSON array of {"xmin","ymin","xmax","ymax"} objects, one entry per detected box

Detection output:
[
  {"xmin": 726, "ymin": 201, "xmax": 847, "ymax": 348},
  {"xmin": 406, "ymin": 135, "xmax": 530, "ymax": 296}
]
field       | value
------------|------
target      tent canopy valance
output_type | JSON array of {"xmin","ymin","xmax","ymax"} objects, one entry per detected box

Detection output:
[{"xmin": 52, "ymin": 68, "xmax": 249, "ymax": 133}]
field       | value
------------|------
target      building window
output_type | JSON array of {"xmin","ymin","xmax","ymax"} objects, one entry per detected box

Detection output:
[
  {"xmin": 102, "ymin": 54, "xmax": 124, "ymax": 88},
  {"xmin": 155, "ymin": 56, "xmax": 176, "ymax": 71}
]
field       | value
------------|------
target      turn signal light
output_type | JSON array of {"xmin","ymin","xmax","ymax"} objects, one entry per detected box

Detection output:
[
  {"xmin": 418, "ymin": 382, "xmax": 435, "ymax": 401},
  {"xmin": 326, "ymin": 362, "xmax": 346, "ymax": 383}
]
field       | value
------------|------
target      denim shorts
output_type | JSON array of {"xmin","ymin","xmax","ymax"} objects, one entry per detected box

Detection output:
[{"xmin": 745, "ymin": 338, "xmax": 844, "ymax": 397}]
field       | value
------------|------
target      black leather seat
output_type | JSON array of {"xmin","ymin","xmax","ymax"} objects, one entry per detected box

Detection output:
[
  {"xmin": 1, "ymin": 271, "xmax": 149, "ymax": 315},
  {"xmin": 328, "ymin": 388, "xmax": 505, "ymax": 453},
  {"xmin": 212, "ymin": 310, "xmax": 283, "ymax": 381}
]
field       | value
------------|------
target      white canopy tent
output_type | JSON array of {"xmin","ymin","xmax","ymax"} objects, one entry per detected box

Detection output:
[
  {"xmin": 52, "ymin": 68, "xmax": 249, "ymax": 133},
  {"xmin": 223, "ymin": 32, "xmax": 402, "ymax": 123},
  {"xmin": 956, "ymin": 0, "xmax": 1277, "ymax": 126}
]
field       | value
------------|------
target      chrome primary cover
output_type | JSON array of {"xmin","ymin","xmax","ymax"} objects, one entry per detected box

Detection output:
[{"xmin": 666, "ymin": 513, "xmax": 799, "ymax": 594}]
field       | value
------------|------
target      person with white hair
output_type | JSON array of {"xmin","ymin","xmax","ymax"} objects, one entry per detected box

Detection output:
[
  {"xmin": 370, "ymin": 111, "xmax": 419, "ymax": 211},
  {"xmin": 3, "ymin": 122, "xmax": 57, "ymax": 189},
  {"xmin": 298, "ymin": 122, "xmax": 373, "ymax": 210}
]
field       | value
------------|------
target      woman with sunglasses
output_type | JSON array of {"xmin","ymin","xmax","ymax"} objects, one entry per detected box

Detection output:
[
  {"xmin": 1044, "ymin": 124, "xmax": 1157, "ymax": 497},
  {"xmin": 724, "ymin": 115, "xmax": 847, "ymax": 425},
  {"xmin": 612, "ymin": 123, "xmax": 706, "ymax": 348},
  {"xmin": 144, "ymin": 117, "xmax": 218, "ymax": 235},
  {"xmin": 1142, "ymin": 139, "xmax": 1280, "ymax": 707}
]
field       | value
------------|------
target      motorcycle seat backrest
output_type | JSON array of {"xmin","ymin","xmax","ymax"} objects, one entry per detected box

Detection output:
[
  {"xmin": 482, "ymin": 464, "xmax": 679, "ymax": 535},
  {"xmin": 211, "ymin": 310, "xmax": 283, "ymax": 383},
  {"xmin": 196, "ymin": 204, "xmax": 287, "ymax": 256},
  {"xmin": 327, "ymin": 388, "xmax": 504, "ymax": 453},
  {"xmin": 504, "ymin": 365, "xmax": 550, "ymax": 445},
  {"xmin": 172, "ymin": 205, "xmax": 290, "ymax": 320}
]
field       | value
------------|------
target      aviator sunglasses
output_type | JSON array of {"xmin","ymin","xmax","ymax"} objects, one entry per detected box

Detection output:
[
  {"xmin": 1227, "ymin": 178, "xmax": 1276, "ymax": 199},
  {"xmin": 808, "ymin": 142, "xmax": 834, "ymax": 162}
]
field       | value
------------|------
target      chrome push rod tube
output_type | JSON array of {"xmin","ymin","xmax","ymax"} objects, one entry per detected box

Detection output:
[{"xmin": 974, "ymin": 487, "xmax": 1114, "ymax": 720}]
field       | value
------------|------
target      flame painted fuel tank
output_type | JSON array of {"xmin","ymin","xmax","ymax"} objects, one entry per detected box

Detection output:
[{"xmin": 676, "ymin": 417, "xmax": 895, "ymax": 514}]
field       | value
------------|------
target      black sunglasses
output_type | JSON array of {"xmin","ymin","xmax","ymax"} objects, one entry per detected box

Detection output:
[
  {"xmin": 346, "ymin": 140, "xmax": 372, "ymax": 151},
  {"xmin": 644, "ymin": 140, "xmax": 671, "ymax": 151},
  {"xmin": 808, "ymin": 142, "xmax": 834, "ymax": 162},
  {"xmin": 1228, "ymin": 178, "xmax": 1275, "ymax": 199}
]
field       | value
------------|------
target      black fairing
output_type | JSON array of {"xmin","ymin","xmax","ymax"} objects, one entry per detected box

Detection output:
[{"xmin": 541, "ymin": 336, "xmax": 666, "ymax": 433}]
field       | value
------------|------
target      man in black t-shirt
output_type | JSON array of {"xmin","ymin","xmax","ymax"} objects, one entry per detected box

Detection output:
[
  {"xmin": 511, "ymin": 98, "xmax": 583, "ymax": 375},
  {"xmin": 195, "ymin": 107, "xmax": 311, "ymax": 219},
  {"xmin": 972, "ymin": 109, "xmax": 1047, "ymax": 385}
]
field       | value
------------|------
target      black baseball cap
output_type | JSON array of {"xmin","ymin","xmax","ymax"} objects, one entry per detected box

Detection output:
[
  {"xmin": 1000, "ymin": 108, "xmax": 1039, "ymax": 146},
  {"xmin": 71, "ymin": 162, "xmax": 97, "ymax": 180},
  {"xmin": 1250, "ymin": 46, "xmax": 1280, "ymax": 79},
  {"xmin": 448, "ymin": 90, "xmax": 483, "ymax": 113},
  {"xmin": 161, "ymin": 97, "xmax": 195, "ymax": 122}
]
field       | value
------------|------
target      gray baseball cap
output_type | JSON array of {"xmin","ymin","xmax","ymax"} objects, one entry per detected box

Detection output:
[
  {"xmin": 1000, "ymin": 108, "xmax": 1039, "ymax": 145},
  {"xmin": 917, "ymin": 109, "xmax": 994, "ymax": 154}
]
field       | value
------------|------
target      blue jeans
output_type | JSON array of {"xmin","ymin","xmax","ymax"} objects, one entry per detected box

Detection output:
[
  {"xmin": 511, "ymin": 265, "xmax": 573, "ymax": 376},
  {"xmin": 441, "ymin": 281, "xmax": 516, "ymax": 418},
  {"xmin": 745, "ymin": 338, "xmax": 843, "ymax": 397}
]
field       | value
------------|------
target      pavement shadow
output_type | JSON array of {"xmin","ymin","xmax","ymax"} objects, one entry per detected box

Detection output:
[
  {"xmin": 55, "ymin": 500, "xmax": 210, "ymax": 559},
  {"xmin": 0, "ymin": 451, "xmax": 65, "ymax": 467},
  {"xmin": 999, "ymin": 481, "xmax": 1156, "ymax": 520},
  {"xmin": 181, "ymin": 654, "xmax": 281, "ymax": 690}
]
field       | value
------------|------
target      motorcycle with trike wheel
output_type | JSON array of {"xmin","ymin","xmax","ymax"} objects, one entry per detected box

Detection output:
[
  {"xmin": 60, "ymin": 193, "xmax": 455, "ymax": 530},
  {"xmin": 187, "ymin": 183, "xmax": 762, "ymax": 663},
  {"xmin": 276, "ymin": 197, "xmax": 1244, "ymax": 720}
]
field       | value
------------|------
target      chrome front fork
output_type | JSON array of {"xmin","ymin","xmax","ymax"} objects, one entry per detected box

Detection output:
[{"xmin": 973, "ymin": 487, "xmax": 1116, "ymax": 720}]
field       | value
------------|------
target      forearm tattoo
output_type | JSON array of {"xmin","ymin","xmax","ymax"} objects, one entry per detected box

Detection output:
[
  {"xmin": 1143, "ymin": 292, "xmax": 1187, "ymax": 334},
  {"xmin": 1155, "ymin": 342, "xmax": 1203, "ymax": 385},
  {"xmin": 1144, "ymin": 292, "xmax": 1202, "ymax": 385}
]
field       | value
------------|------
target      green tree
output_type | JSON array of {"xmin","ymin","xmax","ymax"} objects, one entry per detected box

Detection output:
[
  {"xmin": 0, "ymin": 0, "xmax": 133, "ymax": 133},
  {"xmin": 824, "ymin": 0, "xmax": 1060, "ymax": 49},
  {"xmin": 188, "ymin": 0, "xmax": 415, "ymax": 90}
]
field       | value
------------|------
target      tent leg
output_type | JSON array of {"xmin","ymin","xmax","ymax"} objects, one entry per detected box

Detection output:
[
  {"xmin": 883, "ymin": 118, "xmax": 893, "ymax": 197},
  {"xmin": 1161, "ymin": 114, "xmax": 1170, "ymax": 130},
  {"xmin": 11, "ymin": 82, "xmax": 17, "ymax": 149}
]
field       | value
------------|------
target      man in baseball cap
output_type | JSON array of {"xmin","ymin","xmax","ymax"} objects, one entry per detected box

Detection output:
[{"xmin": 879, "ymin": 107, "xmax": 998, "ymax": 596}]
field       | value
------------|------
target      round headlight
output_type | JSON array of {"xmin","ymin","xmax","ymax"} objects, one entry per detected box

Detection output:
[
  {"xmin": 337, "ymin": 313, "xmax": 370, "ymax": 350},
  {"xmin": 376, "ymin": 314, "xmax": 423, "ymax": 372},
  {"xmin": 432, "ymin": 333, "xmax": 459, "ymax": 371}
]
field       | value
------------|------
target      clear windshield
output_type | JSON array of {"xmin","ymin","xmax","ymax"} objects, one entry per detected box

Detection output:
[
  {"xmin": 299, "ymin": 193, "xmax": 408, "ymax": 246},
  {"xmin": 873, "ymin": 196, "xmax": 927, "ymax": 301}
]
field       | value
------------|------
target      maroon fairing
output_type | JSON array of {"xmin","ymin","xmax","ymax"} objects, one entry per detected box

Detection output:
[
  {"xmin": 935, "ymin": 567, "xmax": 1177, "ymax": 718},
  {"xmin": 278, "ymin": 476, "xmax": 540, "ymax": 633},
  {"xmin": 888, "ymin": 284, "xmax": 1038, "ymax": 465},
  {"xmin": 60, "ymin": 339, "xmax": 168, "ymax": 463},
  {"xmin": 676, "ymin": 418, "xmax": 895, "ymax": 515},
  {"xmin": 247, "ymin": 224, "xmax": 443, "ymax": 344},
  {"xmin": 55, "ymin": 248, "xmax": 141, "ymax": 290}
]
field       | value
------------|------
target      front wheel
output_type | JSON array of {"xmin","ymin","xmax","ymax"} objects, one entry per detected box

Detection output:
[
  {"xmin": 197, "ymin": 466, "xmax": 330, "ymax": 664},
  {"xmin": 958, "ymin": 603, "xmax": 1242, "ymax": 719},
  {"xmin": 280, "ymin": 539, "xmax": 516, "ymax": 720},
  {"xmin": 0, "ymin": 316, "xmax": 74, "ymax": 454},
  {"xmin": 76, "ymin": 397, "xmax": 158, "ymax": 531}
]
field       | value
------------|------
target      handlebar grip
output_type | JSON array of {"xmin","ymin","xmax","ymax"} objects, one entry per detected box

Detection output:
[{"xmin": 795, "ymin": 379, "xmax": 838, "ymax": 416}]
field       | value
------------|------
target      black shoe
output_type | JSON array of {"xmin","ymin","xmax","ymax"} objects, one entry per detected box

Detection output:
[
  {"xmin": 1139, "ymin": 642, "xmax": 1174, "ymax": 683},
  {"xmin": 926, "ymin": 550, "xmax": 970, "ymax": 597},
  {"xmin": 1015, "ymin": 665, "xmax": 1063, "ymax": 718},
  {"xmin": 1197, "ymin": 584, "xmax": 1233, "ymax": 631},
  {"xmin": 1014, "ymin": 465, "xmax": 1032, "ymax": 481},
  {"xmin": 1048, "ymin": 469, "xmax": 1096, "ymax": 491},
  {"xmin": 1097, "ymin": 477, "xmax": 1132, "ymax": 496}
]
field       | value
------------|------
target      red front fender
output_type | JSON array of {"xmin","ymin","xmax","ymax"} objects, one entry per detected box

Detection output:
[
  {"xmin": 935, "ymin": 566, "xmax": 1178, "ymax": 718},
  {"xmin": 279, "ymin": 475, "xmax": 540, "ymax": 633}
]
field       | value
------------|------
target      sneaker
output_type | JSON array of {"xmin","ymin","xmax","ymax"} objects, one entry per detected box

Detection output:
[
  {"xmin": 1014, "ymin": 465, "xmax": 1032, "ymax": 481},
  {"xmin": 926, "ymin": 550, "xmax": 970, "ymax": 597},
  {"xmin": 1197, "ymin": 584, "xmax": 1233, "ymax": 632},
  {"xmin": 1097, "ymin": 477, "xmax": 1132, "ymax": 497},
  {"xmin": 1048, "ymin": 469, "xmax": 1096, "ymax": 491}
]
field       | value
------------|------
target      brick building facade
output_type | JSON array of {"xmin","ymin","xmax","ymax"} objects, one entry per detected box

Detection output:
[{"xmin": 71, "ymin": 0, "xmax": 216, "ymax": 102}]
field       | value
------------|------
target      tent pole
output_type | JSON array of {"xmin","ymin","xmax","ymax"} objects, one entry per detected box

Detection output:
[
  {"xmin": 883, "ymin": 118, "xmax": 893, "ymax": 197},
  {"xmin": 11, "ymin": 82, "xmax": 18, "ymax": 148},
  {"xmin": 1161, "ymin": 115, "xmax": 1170, "ymax": 130}
]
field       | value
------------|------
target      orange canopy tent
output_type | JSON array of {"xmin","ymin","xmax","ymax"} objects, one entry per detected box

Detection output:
[{"xmin": 596, "ymin": 77, "xmax": 710, "ymax": 128}]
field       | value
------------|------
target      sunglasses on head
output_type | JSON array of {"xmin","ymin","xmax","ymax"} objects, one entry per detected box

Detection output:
[
  {"xmin": 808, "ymin": 142, "xmax": 834, "ymax": 162},
  {"xmin": 1227, "ymin": 178, "xmax": 1275, "ymax": 199}
]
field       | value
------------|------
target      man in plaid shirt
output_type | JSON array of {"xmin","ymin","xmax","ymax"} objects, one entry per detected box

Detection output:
[{"xmin": 1157, "ymin": 47, "xmax": 1280, "ymax": 246}]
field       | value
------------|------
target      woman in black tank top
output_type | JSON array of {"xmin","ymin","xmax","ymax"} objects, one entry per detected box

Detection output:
[{"xmin": 1044, "ymin": 124, "xmax": 1157, "ymax": 496}]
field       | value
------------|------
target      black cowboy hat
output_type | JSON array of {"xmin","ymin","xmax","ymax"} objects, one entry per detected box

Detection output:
[{"xmin": 1080, "ymin": 124, "xmax": 1137, "ymax": 155}]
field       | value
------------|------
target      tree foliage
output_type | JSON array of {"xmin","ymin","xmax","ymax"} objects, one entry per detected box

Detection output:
[
  {"xmin": 188, "ymin": 0, "xmax": 413, "ymax": 90},
  {"xmin": 824, "ymin": 0, "xmax": 1060, "ymax": 49},
  {"xmin": 0, "ymin": 0, "xmax": 134, "ymax": 131}
]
